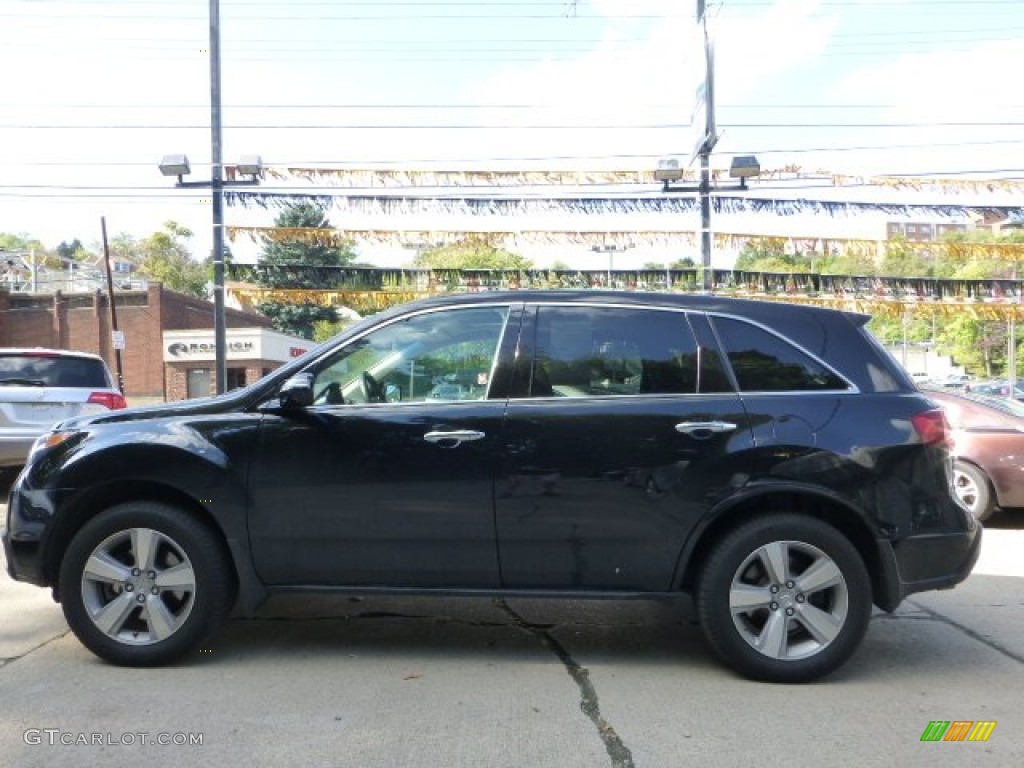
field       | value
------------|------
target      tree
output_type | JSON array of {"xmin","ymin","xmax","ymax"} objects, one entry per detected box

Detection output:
[
  {"xmin": 258, "ymin": 201, "xmax": 357, "ymax": 287},
  {"xmin": 937, "ymin": 314, "xmax": 1008, "ymax": 378},
  {"xmin": 56, "ymin": 239, "xmax": 86, "ymax": 260},
  {"xmin": 414, "ymin": 240, "xmax": 531, "ymax": 270},
  {"xmin": 258, "ymin": 301, "xmax": 339, "ymax": 340},
  {"xmin": 733, "ymin": 238, "xmax": 818, "ymax": 273},
  {"xmin": 135, "ymin": 221, "xmax": 209, "ymax": 298},
  {"xmin": 255, "ymin": 201, "xmax": 357, "ymax": 339},
  {"xmin": 0, "ymin": 232, "xmax": 41, "ymax": 252},
  {"xmin": 880, "ymin": 236, "xmax": 933, "ymax": 277}
]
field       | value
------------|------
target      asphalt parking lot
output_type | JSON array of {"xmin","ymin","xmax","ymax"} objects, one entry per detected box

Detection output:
[{"xmin": 2, "ymin": 490, "xmax": 1022, "ymax": 768}]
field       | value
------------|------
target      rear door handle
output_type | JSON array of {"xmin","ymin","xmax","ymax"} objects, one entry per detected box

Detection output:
[
  {"xmin": 675, "ymin": 421, "xmax": 738, "ymax": 437},
  {"xmin": 423, "ymin": 430, "xmax": 486, "ymax": 447}
]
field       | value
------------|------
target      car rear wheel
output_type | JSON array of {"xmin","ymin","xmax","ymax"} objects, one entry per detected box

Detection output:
[
  {"xmin": 697, "ymin": 514, "xmax": 872, "ymax": 683},
  {"xmin": 952, "ymin": 460, "xmax": 995, "ymax": 523},
  {"xmin": 59, "ymin": 502, "xmax": 235, "ymax": 666}
]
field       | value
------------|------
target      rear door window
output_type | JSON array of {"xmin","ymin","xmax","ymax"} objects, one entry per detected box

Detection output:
[{"xmin": 529, "ymin": 306, "xmax": 723, "ymax": 397}]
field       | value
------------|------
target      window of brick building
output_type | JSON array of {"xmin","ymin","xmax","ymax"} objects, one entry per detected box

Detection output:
[
  {"xmin": 186, "ymin": 369, "xmax": 211, "ymax": 399},
  {"xmin": 227, "ymin": 367, "xmax": 247, "ymax": 391}
]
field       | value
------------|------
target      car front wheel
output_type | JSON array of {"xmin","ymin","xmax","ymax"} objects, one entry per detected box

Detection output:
[
  {"xmin": 59, "ymin": 502, "xmax": 235, "ymax": 666},
  {"xmin": 697, "ymin": 514, "xmax": 872, "ymax": 683}
]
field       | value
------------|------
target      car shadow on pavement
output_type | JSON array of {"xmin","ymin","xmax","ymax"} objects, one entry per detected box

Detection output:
[
  {"xmin": 174, "ymin": 578, "xmax": 1023, "ymax": 686},
  {"xmin": 201, "ymin": 594, "xmax": 715, "ymax": 671}
]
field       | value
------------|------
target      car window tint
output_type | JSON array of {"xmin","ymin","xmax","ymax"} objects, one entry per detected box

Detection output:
[
  {"xmin": 311, "ymin": 306, "xmax": 510, "ymax": 405},
  {"xmin": 698, "ymin": 344, "xmax": 733, "ymax": 393},
  {"xmin": 531, "ymin": 307, "xmax": 702, "ymax": 397},
  {"xmin": 0, "ymin": 354, "xmax": 110, "ymax": 388},
  {"xmin": 712, "ymin": 316, "xmax": 848, "ymax": 392}
]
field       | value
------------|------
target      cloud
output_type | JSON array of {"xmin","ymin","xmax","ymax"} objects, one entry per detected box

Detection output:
[
  {"xmin": 462, "ymin": 0, "xmax": 841, "ymax": 165},
  {"xmin": 712, "ymin": 0, "xmax": 840, "ymax": 104},
  {"xmin": 829, "ymin": 37, "xmax": 1024, "ymax": 175}
]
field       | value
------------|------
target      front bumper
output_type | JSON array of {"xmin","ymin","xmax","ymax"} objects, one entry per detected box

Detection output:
[{"xmin": 2, "ymin": 470, "xmax": 51, "ymax": 587}]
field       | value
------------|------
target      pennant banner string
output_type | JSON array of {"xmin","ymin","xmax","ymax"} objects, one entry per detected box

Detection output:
[
  {"xmin": 225, "ymin": 224, "xmax": 1024, "ymax": 257},
  {"xmin": 225, "ymin": 266, "xmax": 1024, "ymax": 321},
  {"xmin": 258, "ymin": 166, "xmax": 1024, "ymax": 195}
]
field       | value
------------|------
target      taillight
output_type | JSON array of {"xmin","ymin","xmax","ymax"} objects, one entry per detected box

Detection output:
[
  {"xmin": 88, "ymin": 391, "xmax": 128, "ymax": 410},
  {"xmin": 911, "ymin": 408, "xmax": 952, "ymax": 447}
]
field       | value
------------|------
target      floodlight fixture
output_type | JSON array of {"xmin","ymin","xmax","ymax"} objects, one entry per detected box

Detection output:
[
  {"xmin": 235, "ymin": 155, "xmax": 263, "ymax": 178},
  {"xmin": 655, "ymin": 157, "xmax": 685, "ymax": 183},
  {"xmin": 729, "ymin": 155, "xmax": 761, "ymax": 189},
  {"xmin": 158, "ymin": 154, "xmax": 191, "ymax": 179}
]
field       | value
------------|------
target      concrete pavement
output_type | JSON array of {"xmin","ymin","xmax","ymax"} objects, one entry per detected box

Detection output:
[{"xmin": 2, "ymin": 497, "xmax": 1022, "ymax": 768}]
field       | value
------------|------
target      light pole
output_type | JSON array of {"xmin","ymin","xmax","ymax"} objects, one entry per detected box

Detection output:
[
  {"xmin": 157, "ymin": 0, "xmax": 265, "ymax": 395},
  {"xmin": 591, "ymin": 244, "xmax": 634, "ymax": 287},
  {"xmin": 659, "ymin": 155, "xmax": 761, "ymax": 290},
  {"xmin": 696, "ymin": 0, "xmax": 715, "ymax": 291}
]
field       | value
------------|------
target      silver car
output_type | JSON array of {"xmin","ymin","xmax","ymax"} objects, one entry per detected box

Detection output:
[{"xmin": 0, "ymin": 348, "xmax": 126, "ymax": 470}]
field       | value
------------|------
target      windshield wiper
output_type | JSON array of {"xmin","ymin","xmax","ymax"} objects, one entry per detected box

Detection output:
[{"xmin": 0, "ymin": 378, "xmax": 46, "ymax": 386}]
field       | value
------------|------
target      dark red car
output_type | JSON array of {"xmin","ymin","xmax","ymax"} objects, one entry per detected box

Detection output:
[{"xmin": 925, "ymin": 388, "xmax": 1024, "ymax": 521}]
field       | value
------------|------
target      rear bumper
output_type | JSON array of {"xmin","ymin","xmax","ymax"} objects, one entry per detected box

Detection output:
[
  {"xmin": 0, "ymin": 435, "xmax": 36, "ymax": 467},
  {"xmin": 874, "ymin": 522, "xmax": 982, "ymax": 611}
]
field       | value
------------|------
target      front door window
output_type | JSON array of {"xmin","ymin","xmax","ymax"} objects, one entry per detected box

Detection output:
[{"xmin": 311, "ymin": 305, "xmax": 511, "ymax": 405}]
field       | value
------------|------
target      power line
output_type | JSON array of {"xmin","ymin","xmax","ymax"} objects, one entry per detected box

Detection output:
[
  {"xmin": 3, "ymin": 102, "xmax": 1024, "ymax": 111},
  {"xmin": 3, "ymin": 121, "xmax": 1022, "ymax": 130}
]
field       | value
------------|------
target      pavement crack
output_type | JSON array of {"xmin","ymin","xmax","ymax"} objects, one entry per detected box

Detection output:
[
  {"xmin": 906, "ymin": 599, "xmax": 1024, "ymax": 664},
  {"xmin": 495, "ymin": 599, "xmax": 635, "ymax": 768},
  {"xmin": 0, "ymin": 628, "xmax": 72, "ymax": 668}
]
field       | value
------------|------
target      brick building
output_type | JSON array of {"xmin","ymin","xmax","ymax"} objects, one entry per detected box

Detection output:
[
  {"xmin": 886, "ymin": 221, "xmax": 967, "ymax": 242},
  {"xmin": 0, "ymin": 284, "xmax": 311, "ymax": 403},
  {"xmin": 163, "ymin": 327, "xmax": 313, "ymax": 400}
]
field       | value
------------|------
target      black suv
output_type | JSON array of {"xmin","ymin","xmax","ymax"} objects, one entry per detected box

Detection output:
[{"xmin": 3, "ymin": 291, "xmax": 979, "ymax": 682}]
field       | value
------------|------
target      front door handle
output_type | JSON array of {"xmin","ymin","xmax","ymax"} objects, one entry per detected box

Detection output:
[
  {"xmin": 423, "ymin": 430, "xmax": 486, "ymax": 447},
  {"xmin": 675, "ymin": 421, "xmax": 738, "ymax": 437}
]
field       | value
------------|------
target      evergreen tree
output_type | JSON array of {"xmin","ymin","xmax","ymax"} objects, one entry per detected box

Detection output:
[{"xmin": 256, "ymin": 201, "xmax": 357, "ymax": 339}]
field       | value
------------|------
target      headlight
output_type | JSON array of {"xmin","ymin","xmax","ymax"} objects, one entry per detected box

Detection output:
[{"xmin": 27, "ymin": 430, "xmax": 80, "ymax": 461}]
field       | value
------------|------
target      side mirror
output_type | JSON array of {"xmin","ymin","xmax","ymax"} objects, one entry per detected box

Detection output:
[{"xmin": 278, "ymin": 373, "xmax": 315, "ymax": 408}]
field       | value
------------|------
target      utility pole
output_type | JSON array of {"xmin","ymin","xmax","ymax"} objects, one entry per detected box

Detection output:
[
  {"xmin": 209, "ymin": 0, "xmax": 228, "ymax": 394},
  {"xmin": 100, "ymin": 217, "xmax": 125, "ymax": 393},
  {"xmin": 696, "ymin": 0, "xmax": 716, "ymax": 292}
]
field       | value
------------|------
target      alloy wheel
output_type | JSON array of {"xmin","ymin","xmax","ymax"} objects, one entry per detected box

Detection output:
[
  {"xmin": 728, "ymin": 540, "xmax": 849, "ymax": 661},
  {"xmin": 79, "ymin": 527, "xmax": 197, "ymax": 645}
]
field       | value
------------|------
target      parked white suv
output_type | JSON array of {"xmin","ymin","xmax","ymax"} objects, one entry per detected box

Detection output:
[{"xmin": 0, "ymin": 348, "xmax": 126, "ymax": 471}]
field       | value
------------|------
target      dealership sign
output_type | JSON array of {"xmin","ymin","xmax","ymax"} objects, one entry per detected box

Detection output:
[
  {"xmin": 163, "ymin": 328, "xmax": 309, "ymax": 364},
  {"xmin": 167, "ymin": 340, "xmax": 254, "ymax": 358}
]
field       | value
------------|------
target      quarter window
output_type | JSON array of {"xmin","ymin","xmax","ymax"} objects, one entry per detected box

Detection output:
[{"xmin": 712, "ymin": 316, "xmax": 848, "ymax": 392}]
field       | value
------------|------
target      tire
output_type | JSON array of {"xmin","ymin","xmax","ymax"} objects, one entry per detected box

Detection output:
[
  {"xmin": 696, "ymin": 514, "xmax": 872, "ymax": 683},
  {"xmin": 59, "ymin": 501, "xmax": 236, "ymax": 666},
  {"xmin": 952, "ymin": 461, "xmax": 995, "ymax": 523}
]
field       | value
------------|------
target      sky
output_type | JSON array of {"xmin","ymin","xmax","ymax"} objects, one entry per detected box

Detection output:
[{"xmin": 1, "ymin": 0, "xmax": 1023, "ymax": 268}]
